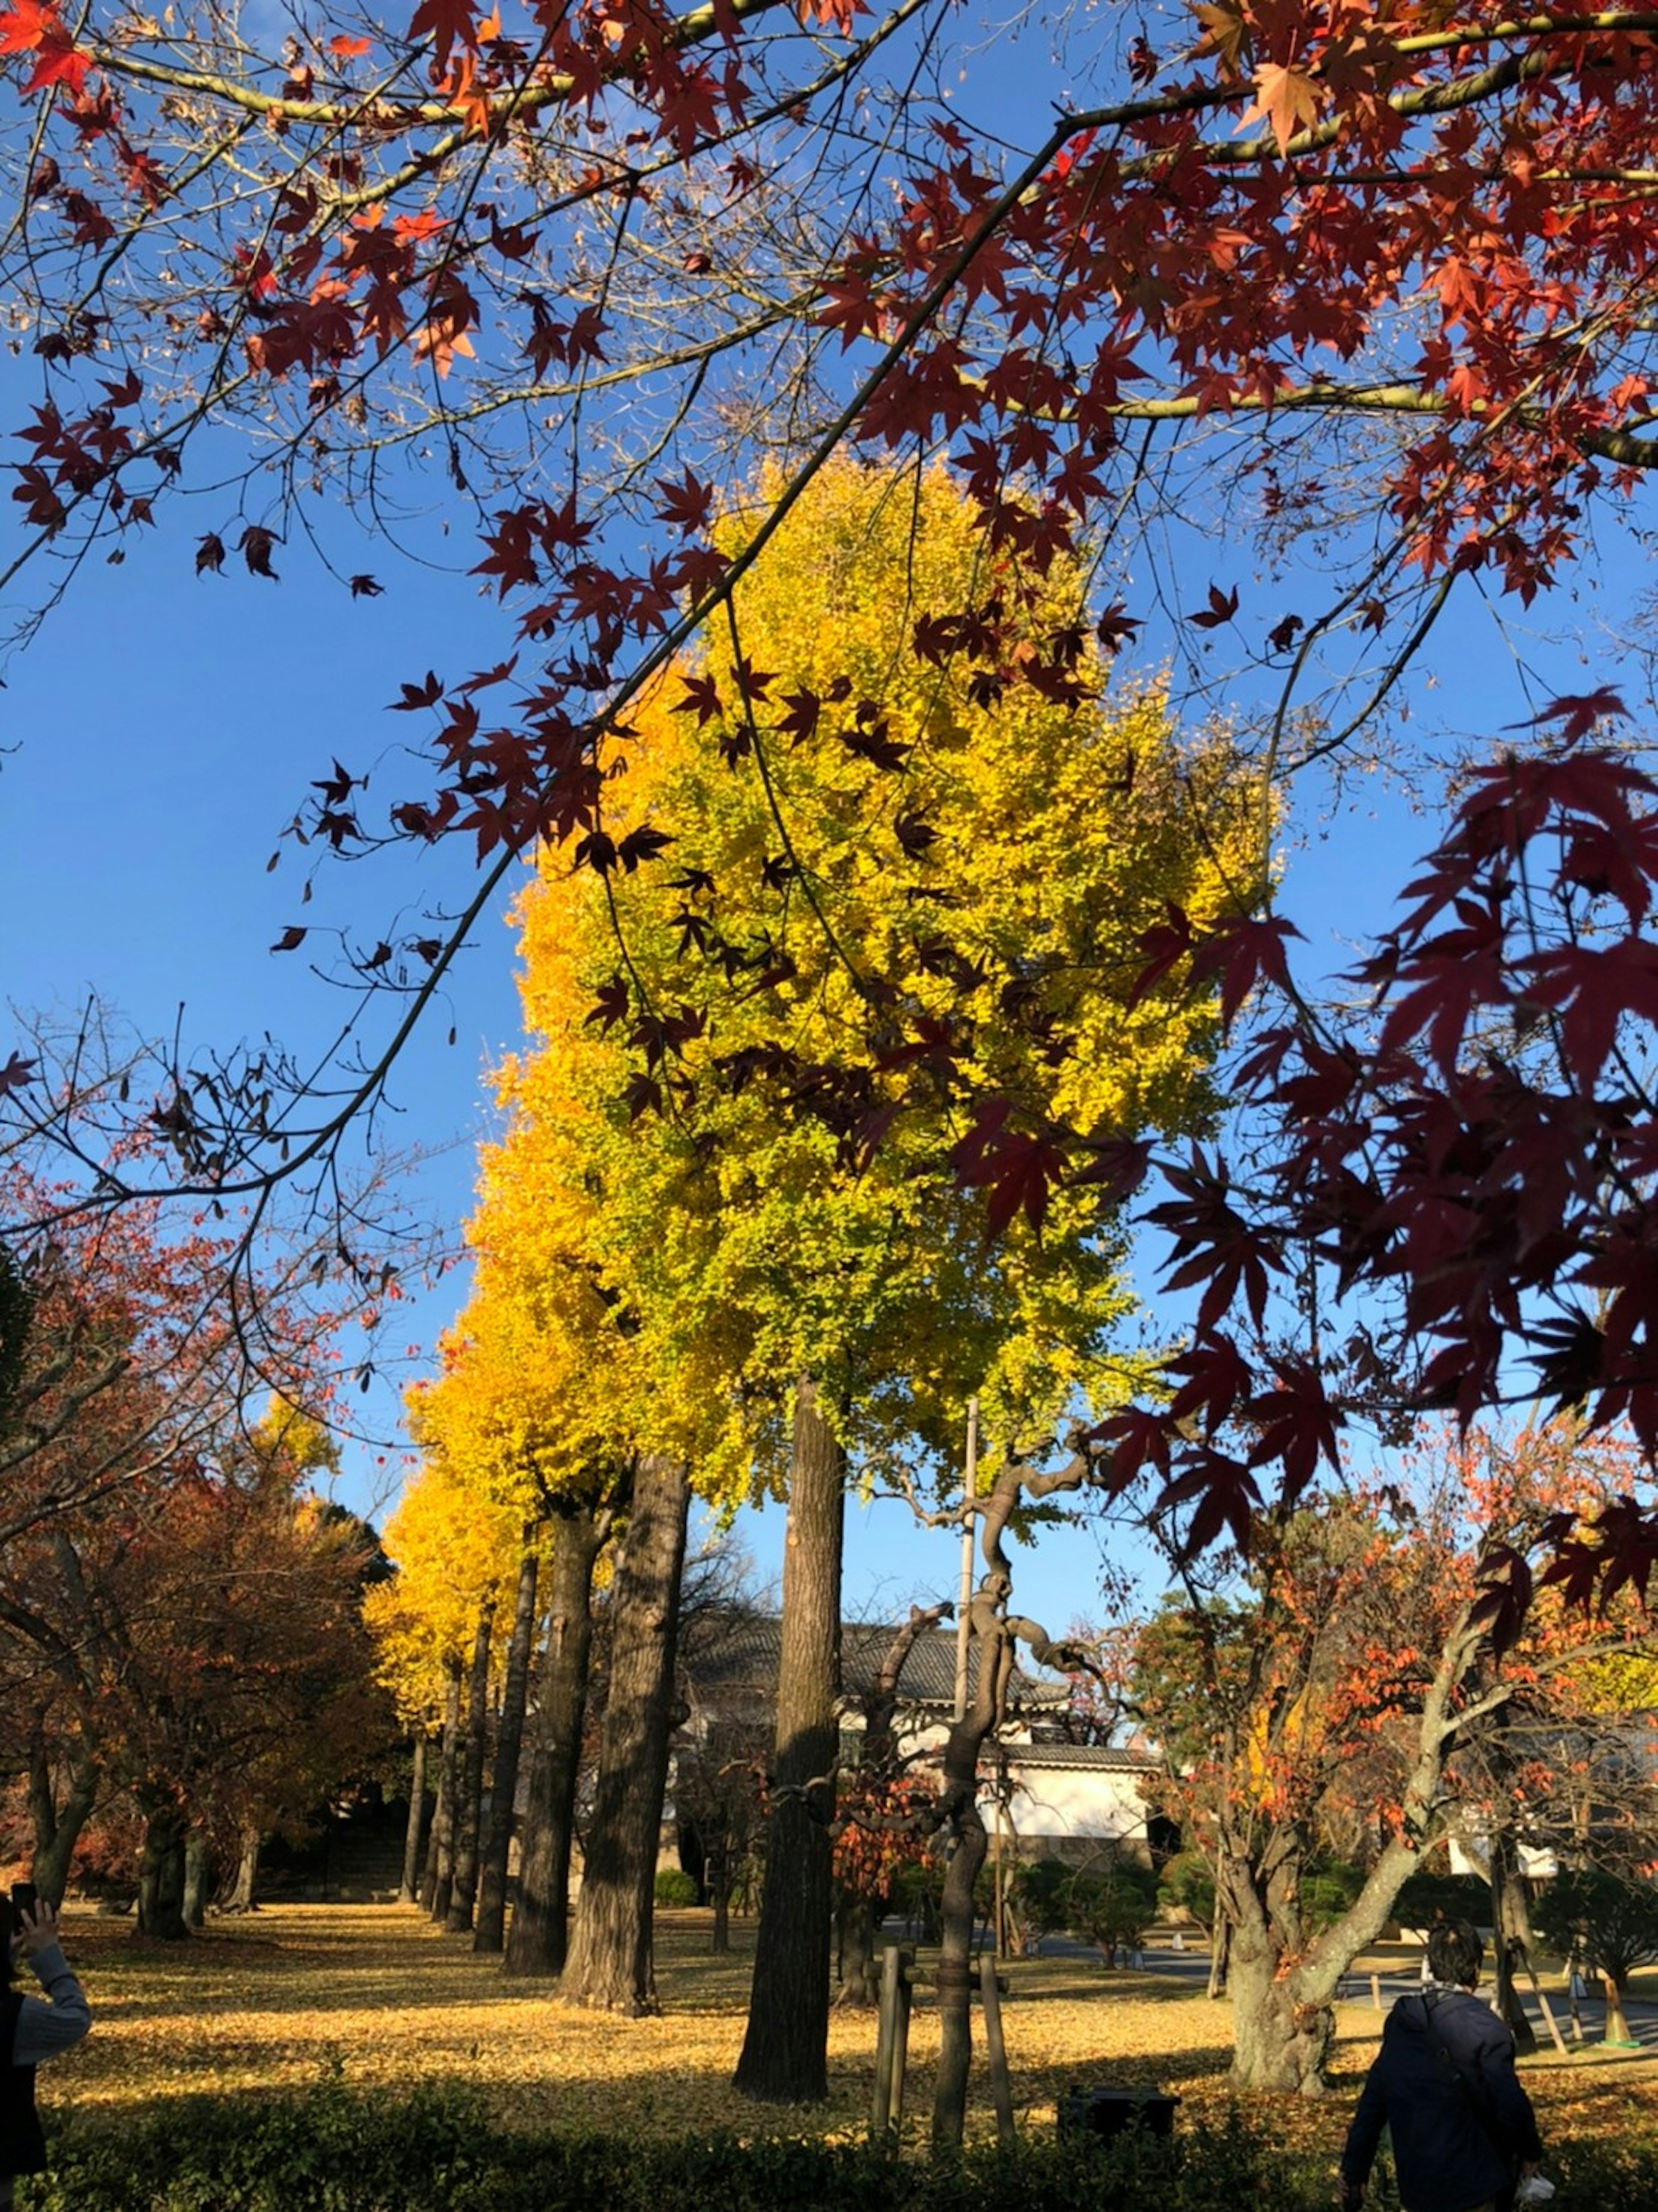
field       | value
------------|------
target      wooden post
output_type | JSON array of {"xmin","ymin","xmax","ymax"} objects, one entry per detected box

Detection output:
[
  {"xmin": 952, "ymin": 1400, "xmax": 979, "ymax": 1722},
  {"xmin": 1370, "ymin": 1974, "xmax": 1383, "ymax": 2012},
  {"xmin": 873, "ymin": 1945, "xmax": 900, "ymax": 2134},
  {"xmin": 981, "ymin": 1951, "xmax": 1016, "ymax": 2143},
  {"xmin": 890, "ymin": 1957, "xmax": 913, "ymax": 2132},
  {"xmin": 1531, "ymin": 1979, "xmax": 1569, "ymax": 2058}
]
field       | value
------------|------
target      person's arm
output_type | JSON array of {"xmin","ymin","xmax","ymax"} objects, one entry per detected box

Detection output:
[
  {"xmin": 9, "ymin": 1903, "xmax": 91, "ymax": 2063},
  {"xmin": 1338, "ymin": 2060, "xmax": 1388, "ymax": 2205},
  {"xmin": 1473, "ymin": 2032, "xmax": 1542, "ymax": 2166}
]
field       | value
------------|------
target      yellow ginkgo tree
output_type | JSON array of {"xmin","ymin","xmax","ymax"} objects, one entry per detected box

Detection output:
[{"xmin": 491, "ymin": 453, "xmax": 1268, "ymax": 2094}]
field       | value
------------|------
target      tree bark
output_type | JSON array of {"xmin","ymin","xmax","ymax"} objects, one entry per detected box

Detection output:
[
  {"xmin": 228, "ymin": 1822, "xmax": 261, "ymax": 1912},
  {"xmin": 424, "ymin": 1651, "xmax": 462, "ymax": 1922},
  {"xmin": 932, "ymin": 1673, "xmax": 998, "ymax": 2142},
  {"xmin": 446, "ymin": 1596, "xmax": 497, "ymax": 1933},
  {"xmin": 399, "ymin": 1732, "xmax": 427, "ymax": 1905},
  {"xmin": 1490, "ymin": 1831, "xmax": 1538, "ymax": 2054},
  {"xmin": 835, "ymin": 1893, "xmax": 880, "ymax": 2006},
  {"xmin": 136, "ymin": 1800, "xmax": 190, "ymax": 1940},
  {"xmin": 560, "ymin": 1455, "xmax": 691, "ymax": 2014},
  {"xmin": 505, "ymin": 1507, "xmax": 605, "ymax": 1978},
  {"xmin": 476, "ymin": 1546, "xmax": 539, "ymax": 1953},
  {"xmin": 1230, "ymin": 1939, "xmax": 1335, "ymax": 2093},
  {"xmin": 734, "ymin": 1380, "xmax": 845, "ymax": 2101},
  {"xmin": 28, "ymin": 1742, "xmax": 97, "ymax": 1908},
  {"xmin": 182, "ymin": 1831, "xmax": 209, "ymax": 1927}
]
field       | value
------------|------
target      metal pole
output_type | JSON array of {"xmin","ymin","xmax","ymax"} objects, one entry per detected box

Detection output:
[{"xmin": 952, "ymin": 1398, "xmax": 979, "ymax": 1722}]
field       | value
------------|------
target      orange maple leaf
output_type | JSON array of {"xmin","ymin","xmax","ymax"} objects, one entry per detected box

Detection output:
[{"xmin": 1241, "ymin": 61, "xmax": 1323, "ymax": 157}]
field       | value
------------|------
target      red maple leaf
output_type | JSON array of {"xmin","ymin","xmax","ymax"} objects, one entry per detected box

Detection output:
[
  {"xmin": 407, "ymin": 0, "xmax": 477, "ymax": 70},
  {"xmin": 654, "ymin": 467, "xmax": 714, "ymax": 535}
]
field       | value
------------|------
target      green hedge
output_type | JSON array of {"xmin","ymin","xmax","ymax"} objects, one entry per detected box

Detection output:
[{"xmin": 25, "ymin": 2081, "xmax": 1658, "ymax": 2212}]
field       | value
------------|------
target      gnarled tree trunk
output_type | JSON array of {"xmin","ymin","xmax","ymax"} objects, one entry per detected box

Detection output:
[
  {"xmin": 560, "ymin": 1455, "xmax": 691, "ymax": 2014},
  {"xmin": 476, "ymin": 1546, "xmax": 539, "ymax": 1953},
  {"xmin": 136, "ymin": 1799, "xmax": 190, "ymax": 1941},
  {"xmin": 28, "ymin": 1739, "xmax": 98, "ymax": 1909},
  {"xmin": 932, "ymin": 1440, "xmax": 1095, "ymax": 2150},
  {"xmin": 505, "ymin": 1506, "xmax": 606, "ymax": 1977},
  {"xmin": 733, "ymin": 1380, "xmax": 845, "ymax": 2101},
  {"xmin": 1230, "ymin": 1940, "xmax": 1335, "ymax": 2094}
]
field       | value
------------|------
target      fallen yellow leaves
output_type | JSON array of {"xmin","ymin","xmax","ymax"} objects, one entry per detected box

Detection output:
[{"xmin": 44, "ymin": 1905, "xmax": 1655, "ymax": 2161}]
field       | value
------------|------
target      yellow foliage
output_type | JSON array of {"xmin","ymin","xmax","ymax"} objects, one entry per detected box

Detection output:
[
  {"xmin": 499, "ymin": 455, "xmax": 1266, "ymax": 1496},
  {"xmin": 364, "ymin": 1456, "xmax": 524, "ymax": 1721}
]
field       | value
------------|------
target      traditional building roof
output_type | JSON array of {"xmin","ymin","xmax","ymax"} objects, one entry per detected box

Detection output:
[
  {"xmin": 997, "ymin": 1741, "xmax": 1161, "ymax": 1773},
  {"xmin": 681, "ymin": 1613, "xmax": 1070, "ymax": 1714}
]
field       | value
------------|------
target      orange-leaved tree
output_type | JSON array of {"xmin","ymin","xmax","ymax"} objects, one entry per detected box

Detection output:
[{"xmin": 1130, "ymin": 1418, "xmax": 1657, "ymax": 2094}]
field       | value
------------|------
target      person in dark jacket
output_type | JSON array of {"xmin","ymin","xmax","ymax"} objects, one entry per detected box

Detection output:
[
  {"xmin": 1339, "ymin": 1919, "xmax": 1542, "ymax": 2212},
  {"xmin": 2, "ymin": 1897, "xmax": 92, "ymax": 2209}
]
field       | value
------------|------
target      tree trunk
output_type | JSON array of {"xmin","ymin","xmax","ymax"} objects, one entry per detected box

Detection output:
[
  {"xmin": 228, "ymin": 1823, "xmax": 261, "ymax": 1912},
  {"xmin": 561, "ymin": 1455, "xmax": 691, "ymax": 2014},
  {"xmin": 447, "ymin": 1596, "xmax": 497, "ymax": 1933},
  {"xmin": 28, "ymin": 1743, "xmax": 97, "ymax": 1909},
  {"xmin": 399, "ymin": 1733, "xmax": 428, "ymax": 1905},
  {"xmin": 734, "ymin": 1380, "xmax": 845, "ymax": 2101},
  {"xmin": 505, "ymin": 1508, "xmax": 605, "ymax": 1978},
  {"xmin": 1229, "ymin": 1940, "xmax": 1335, "ymax": 2094},
  {"xmin": 834, "ymin": 1893, "xmax": 880, "ymax": 2006},
  {"xmin": 424, "ymin": 1652, "xmax": 462, "ymax": 1922},
  {"xmin": 1207, "ymin": 1915, "xmax": 1231, "ymax": 1999},
  {"xmin": 710, "ymin": 1858, "xmax": 731, "ymax": 1955},
  {"xmin": 932, "ymin": 1686, "xmax": 997, "ymax": 2145},
  {"xmin": 182, "ymin": 1831, "xmax": 210, "ymax": 1927},
  {"xmin": 1490, "ymin": 1832, "xmax": 1538, "ymax": 2054},
  {"xmin": 477, "ymin": 1547, "xmax": 539, "ymax": 1953},
  {"xmin": 136, "ymin": 1801, "xmax": 190, "ymax": 1941}
]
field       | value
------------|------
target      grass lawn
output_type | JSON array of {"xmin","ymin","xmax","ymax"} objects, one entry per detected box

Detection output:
[{"xmin": 42, "ymin": 1905, "xmax": 1658, "ymax": 2164}]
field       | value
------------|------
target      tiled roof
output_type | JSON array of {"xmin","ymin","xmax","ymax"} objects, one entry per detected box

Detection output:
[
  {"xmin": 682, "ymin": 1613, "xmax": 1069, "ymax": 1711},
  {"xmin": 997, "ymin": 1742, "xmax": 1161, "ymax": 1772}
]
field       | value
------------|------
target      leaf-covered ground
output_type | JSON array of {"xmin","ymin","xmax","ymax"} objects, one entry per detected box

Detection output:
[{"xmin": 45, "ymin": 1906, "xmax": 1658, "ymax": 2164}]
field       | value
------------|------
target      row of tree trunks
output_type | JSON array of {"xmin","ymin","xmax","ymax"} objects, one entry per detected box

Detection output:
[
  {"xmin": 446, "ymin": 1595, "xmax": 497, "ymax": 1933},
  {"xmin": 422, "ymin": 1653, "xmax": 463, "ymax": 1920},
  {"xmin": 560, "ymin": 1455, "xmax": 691, "ymax": 2014},
  {"xmin": 732, "ymin": 1378, "xmax": 845, "ymax": 2101}
]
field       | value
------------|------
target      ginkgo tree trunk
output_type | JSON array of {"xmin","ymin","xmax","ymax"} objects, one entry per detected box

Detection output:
[
  {"xmin": 732, "ymin": 1380, "xmax": 845, "ymax": 2100},
  {"xmin": 560, "ymin": 1453, "xmax": 691, "ymax": 2015}
]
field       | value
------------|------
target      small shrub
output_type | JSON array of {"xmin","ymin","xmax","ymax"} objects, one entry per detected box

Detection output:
[
  {"xmin": 1156, "ymin": 1851, "xmax": 1215, "ymax": 1932},
  {"xmin": 31, "ymin": 2082, "xmax": 1658, "ymax": 2212},
  {"xmin": 653, "ymin": 1867, "xmax": 699, "ymax": 1907},
  {"xmin": 1533, "ymin": 1871, "xmax": 1658, "ymax": 1990},
  {"xmin": 1064, "ymin": 1865, "xmax": 1157, "ymax": 1963}
]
